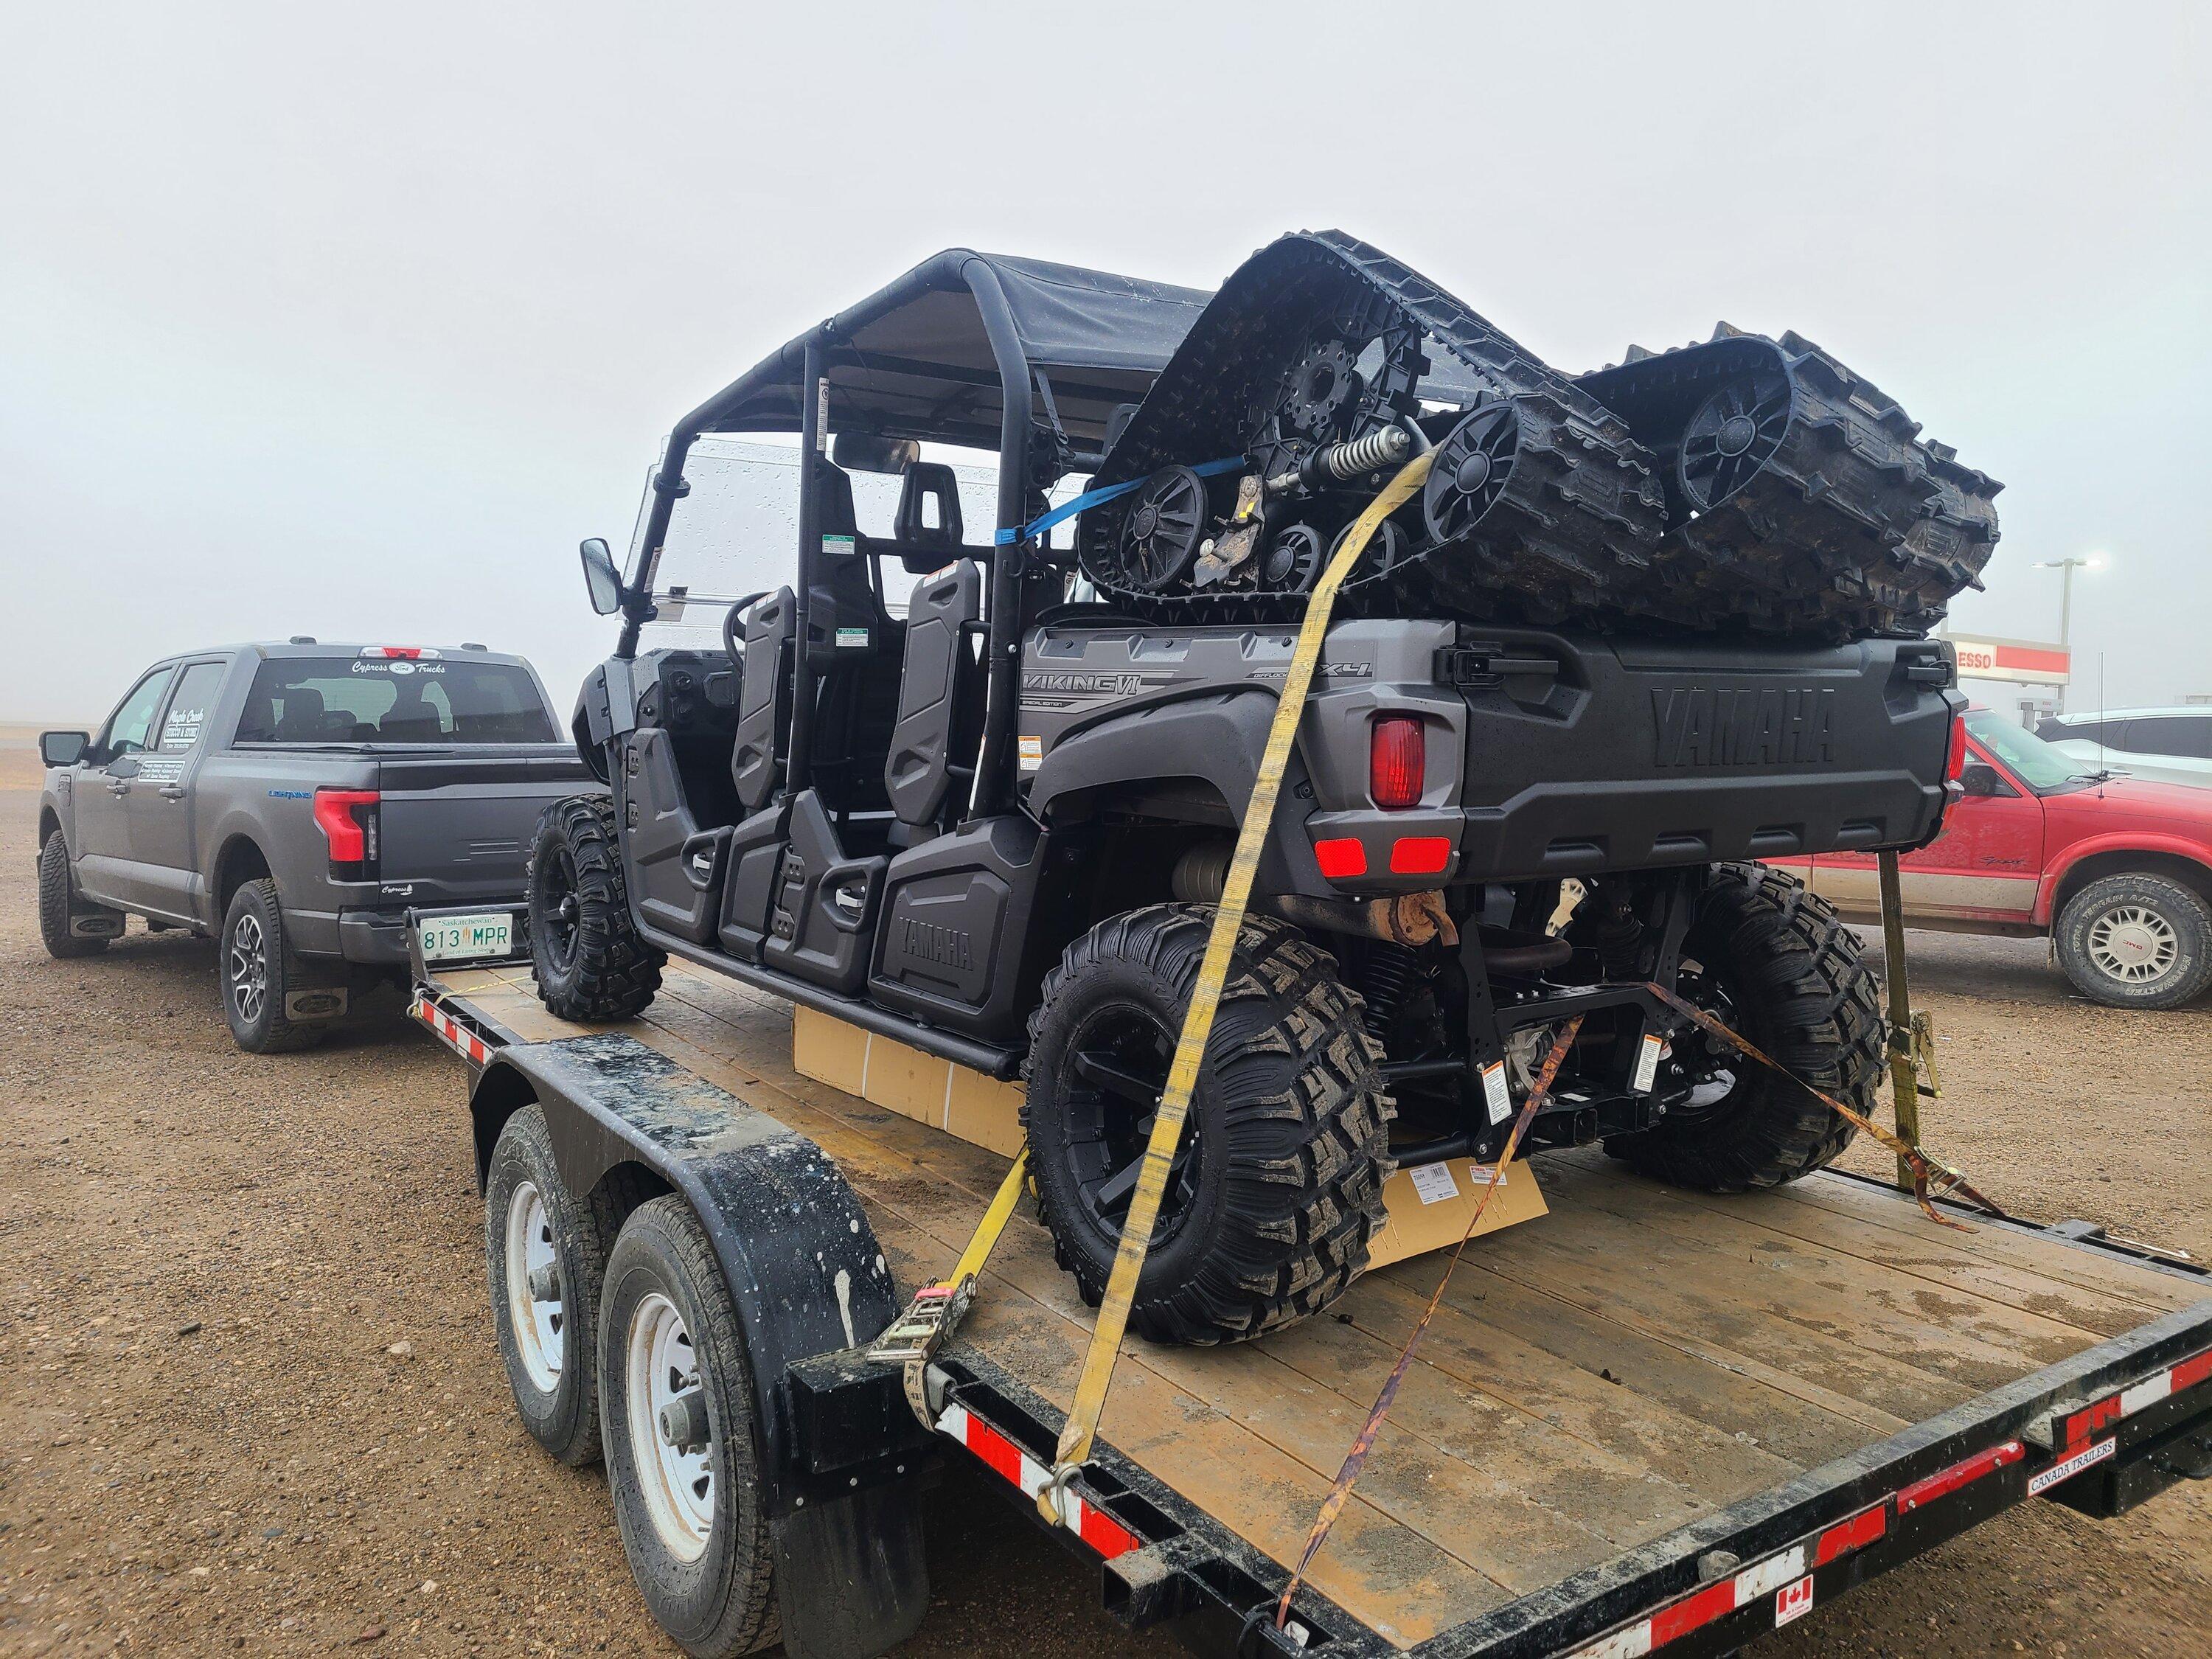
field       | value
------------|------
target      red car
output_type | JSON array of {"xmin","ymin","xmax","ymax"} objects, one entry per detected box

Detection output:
[{"xmin": 1784, "ymin": 709, "xmax": 2212, "ymax": 1009}]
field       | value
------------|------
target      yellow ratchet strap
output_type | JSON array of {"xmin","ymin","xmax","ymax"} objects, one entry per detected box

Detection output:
[
  {"xmin": 869, "ymin": 1149, "xmax": 1029, "ymax": 1425},
  {"xmin": 1039, "ymin": 451, "xmax": 1435, "ymax": 1520}
]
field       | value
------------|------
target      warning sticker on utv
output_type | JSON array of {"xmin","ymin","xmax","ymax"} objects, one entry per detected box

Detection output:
[{"xmin": 1652, "ymin": 686, "xmax": 1836, "ymax": 768}]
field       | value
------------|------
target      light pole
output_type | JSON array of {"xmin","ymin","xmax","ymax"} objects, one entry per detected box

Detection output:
[{"xmin": 2033, "ymin": 556, "xmax": 2102, "ymax": 712}]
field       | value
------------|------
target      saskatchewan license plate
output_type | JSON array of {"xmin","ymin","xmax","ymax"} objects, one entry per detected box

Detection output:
[{"xmin": 418, "ymin": 911, "xmax": 516, "ymax": 963}]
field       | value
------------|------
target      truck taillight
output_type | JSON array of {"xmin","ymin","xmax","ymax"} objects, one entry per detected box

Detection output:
[
  {"xmin": 1946, "ymin": 715, "xmax": 1969, "ymax": 782},
  {"xmin": 313, "ymin": 788, "xmax": 380, "ymax": 874},
  {"xmin": 1370, "ymin": 715, "xmax": 1426, "ymax": 810}
]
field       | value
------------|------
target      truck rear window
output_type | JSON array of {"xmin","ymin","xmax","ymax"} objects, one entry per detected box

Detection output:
[{"xmin": 236, "ymin": 658, "xmax": 556, "ymax": 745}]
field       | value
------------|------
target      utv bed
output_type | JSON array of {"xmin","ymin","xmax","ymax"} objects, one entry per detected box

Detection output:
[{"xmin": 412, "ymin": 945, "xmax": 2212, "ymax": 1659}]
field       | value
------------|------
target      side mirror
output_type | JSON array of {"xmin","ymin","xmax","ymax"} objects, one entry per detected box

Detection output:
[
  {"xmin": 1959, "ymin": 759, "xmax": 2003, "ymax": 797},
  {"xmin": 579, "ymin": 538, "xmax": 624, "ymax": 616},
  {"xmin": 41, "ymin": 730, "xmax": 90, "ymax": 768}
]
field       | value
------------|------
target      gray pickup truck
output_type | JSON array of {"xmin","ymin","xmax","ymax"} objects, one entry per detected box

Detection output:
[{"xmin": 36, "ymin": 640, "xmax": 594, "ymax": 1052}]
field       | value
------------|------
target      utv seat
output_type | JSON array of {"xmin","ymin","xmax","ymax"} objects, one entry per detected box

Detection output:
[
  {"xmin": 730, "ymin": 587, "xmax": 797, "ymax": 811},
  {"xmin": 884, "ymin": 560, "xmax": 984, "ymax": 835}
]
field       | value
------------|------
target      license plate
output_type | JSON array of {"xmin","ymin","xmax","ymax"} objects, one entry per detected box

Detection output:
[{"xmin": 418, "ymin": 911, "xmax": 516, "ymax": 963}]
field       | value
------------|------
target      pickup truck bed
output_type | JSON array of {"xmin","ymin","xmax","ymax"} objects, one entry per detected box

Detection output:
[{"xmin": 420, "ymin": 958, "xmax": 2212, "ymax": 1658}]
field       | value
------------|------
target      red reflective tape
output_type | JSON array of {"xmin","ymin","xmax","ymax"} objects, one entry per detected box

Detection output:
[
  {"xmin": 963, "ymin": 1415, "xmax": 1027, "ymax": 1489},
  {"xmin": 1388, "ymin": 835, "xmax": 1453, "ymax": 874},
  {"xmin": 1076, "ymin": 1500, "xmax": 1141, "ymax": 1559},
  {"xmin": 2063, "ymin": 1395, "xmax": 2124, "ymax": 1449},
  {"xmin": 1812, "ymin": 1501, "xmax": 1889, "ymax": 1563},
  {"xmin": 1649, "ymin": 1579, "xmax": 1736, "ymax": 1646},
  {"xmin": 2171, "ymin": 1348, "xmax": 2212, "ymax": 1394},
  {"xmin": 1896, "ymin": 1441, "xmax": 2023, "ymax": 1515}
]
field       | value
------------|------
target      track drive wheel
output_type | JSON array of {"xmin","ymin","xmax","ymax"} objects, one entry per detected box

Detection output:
[
  {"xmin": 529, "ymin": 794, "xmax": 664, "ymax": 1021},
  {"xmin": 1022, "ymin": 905, "xmax": 1391, "ymax": 1346}
]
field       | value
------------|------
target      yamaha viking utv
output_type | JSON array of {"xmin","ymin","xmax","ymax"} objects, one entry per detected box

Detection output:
[{"xmin": 534, "ymin": 232, "xmax": 1997, "ymax": 1347}]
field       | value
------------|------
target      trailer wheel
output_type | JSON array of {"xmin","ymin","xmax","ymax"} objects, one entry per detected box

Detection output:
[
  {"xmin": 484, "ymin": 1107, "xmax": 607, "ymax": 1465},
  {"xmin": 1023, "ymin": 905, "xmax": 1391, "ymax": 1346},
  {"xmin": 2053, "ymin": 872, "xmax": 2212, "ymax": 1009},
  {"xmin": 38, "ymin": 830, "xmax": 112, "ymax": 959},
  {"xmin": 601, "ymin": 1196, "xmax": 779, "ymax": 1659},
  {"xmin": 1607, "ymin": 863, "xmax": 1879, "ymax": 1191},
  {"xmin": 221, "ymin": 880, "xmax": 328, "ymax": 1054},
  {"xmin": 529, "ymin": 795, "xmax": 664, "ymax": 1022}
]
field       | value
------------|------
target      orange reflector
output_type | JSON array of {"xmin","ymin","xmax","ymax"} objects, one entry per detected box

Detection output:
[
  {"xmin": 1313, "ymin": 838, "xmax": 1368, "ymax": 879},
  {"xmin": 1389, "ymin": 836, "xmax": 1452, "ymax": 874}
]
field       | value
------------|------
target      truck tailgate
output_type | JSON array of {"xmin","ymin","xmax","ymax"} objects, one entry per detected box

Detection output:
[{"xmin": 377, "ymin": 750, "xmax": 590, "ymax": 904}]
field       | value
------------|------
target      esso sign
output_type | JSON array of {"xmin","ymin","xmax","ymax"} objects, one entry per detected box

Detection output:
[{"xmin": 1955, "ymin": 643, "xmax": 1999, "ymax": 675}]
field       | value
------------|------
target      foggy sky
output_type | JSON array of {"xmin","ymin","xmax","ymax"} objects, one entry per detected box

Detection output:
[{"xmin": 4, "ymin": 1, "xmax": 2206, "ymax": 726}]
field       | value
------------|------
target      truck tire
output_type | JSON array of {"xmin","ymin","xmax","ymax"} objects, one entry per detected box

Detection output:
[
  {"xmin": 600, "ymin": 1196, "xmax": 779, "ymax": 1659},
  {"xmin": 2053, "ymin": 872, "xmax": 2212, "ymax": 1010},
  {"xmin": 1607, "ymin": 864, "xmax": 1879, "ymax": 1192},
  {"xmin": 529, "ymin": 795, "xmax": 663, "ymax": 1022},
  {"xmin": 38, "ymin": 830, "xmax": 113, "ymax": 959},
  {"xmin": 221, "ymin": 879, "xmax": 329, "ymax": 1054},
  {"xmin": 485, "ymin": 1107, "xmax": 607, "ymax": 1466},
  {"xmin": 1023, "ymin": 905, "xmax": 1391, "ymax": 1346}
]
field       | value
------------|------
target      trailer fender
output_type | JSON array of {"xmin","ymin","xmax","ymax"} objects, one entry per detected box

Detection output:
[{"xmin": 468, "ymin": 1032, "xmax": 929, "ymax": 1659}]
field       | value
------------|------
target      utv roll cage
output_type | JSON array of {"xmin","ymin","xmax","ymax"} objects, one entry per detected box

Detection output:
[{"xmin": 614, "ymin": 249, "xmax": 1211, "ymax": 819}]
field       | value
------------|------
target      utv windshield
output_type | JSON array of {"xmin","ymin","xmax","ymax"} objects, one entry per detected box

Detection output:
[
  {"xmin": 1965, "ymin": 709, "xmax": 2099, "ymax": 796},
  {"xmin": 236, "ymin": 657, "xmax": 555, "ymax": 745}
]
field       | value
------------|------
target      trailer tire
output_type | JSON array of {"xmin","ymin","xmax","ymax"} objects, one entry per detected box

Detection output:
[
  {"xmin": 1607, "ymin": 864, "xmax": 1878, "ymax": 1191},
  {"xmin": 600, "ymin": 1196, "xmax": 779, "ymax": 1659},
  {"xmin": 2053, "ymin": 872, "xmax": 2212, "ymax": 1010},
  {"xmin": 1023, "ymin": 905, "xmax": 1391, "ymax": 1346},
  {"xmin": 221, "ymin": 879, "xmax": 329, "ymax": 1054},
  {"xmin": 38, "ymin": 830, "xmax": 112, "ymax": 959},
  {"xmin": 484, "ymin": 1107, "xmax": 606, "ymax": 1466},
  {"xmin": 529, "ymin": 795, "xmax": 663, "ymax": 1022}
]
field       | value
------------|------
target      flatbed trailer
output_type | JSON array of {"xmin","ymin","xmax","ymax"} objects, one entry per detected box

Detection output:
[{"xmin": 408, "ymin": 940, "xmax": 2212, "ymax": 1659}]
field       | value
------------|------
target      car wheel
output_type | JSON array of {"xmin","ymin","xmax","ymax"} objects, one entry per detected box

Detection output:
[
  {"xmin": 485, "ymin": 1106, "xmax": 608, "ymax": 1465},
  {"xmin": 221, "ymin": 879, "xmax": 329, "ymax": 1053},
  {"xmin": 38, "ymin": 830, "xmax": 119, "ymax": 959},
  {"xmin": 2055, "ymin": 873, "xmax": 2212, "ymax": 1010}
]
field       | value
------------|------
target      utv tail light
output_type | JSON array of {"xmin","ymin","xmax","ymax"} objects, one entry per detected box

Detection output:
[
  {"xmin": 1312, "ymin": 838, "xmax": 1368, "ymax": 880},
  {"xmin": 313, "ymin": 788, "xmax": 380, "ymax": 875},
  {"xmin": 1369, "ymin": 714, "xmax": 1426, "ymax": 810},
  {"xmin": 1945, "ymin": 714, "xmax": 1969, "ymax": 782}
]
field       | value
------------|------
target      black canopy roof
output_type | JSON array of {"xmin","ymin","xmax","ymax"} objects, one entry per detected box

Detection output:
[{"xmin": 686, "ymin": 250, "xmax": 1213, "ymax": 453}]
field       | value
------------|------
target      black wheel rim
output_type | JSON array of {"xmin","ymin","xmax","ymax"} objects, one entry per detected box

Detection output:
[
  {"xmin": 539, "ymin": 846, "xmax": 582, "ymax": 973},
  {"xmin": 1057, "ymin": 1004, "xmax": 1202, "ymax": 1247},
  {"xmin": 1678, "ymin": 364, "xmax": 1791, "ymax": 512},
  {"xmin": 1120, "ymin": 467, "xmax": 1209, "ymax": 591},
  {"xmin": 1422, "ymin": 403, "xmax": 1519, "ymax": 543},
  {"xmin": 1660, "ymin": 958, "xmax": 1748, "ymax": 1122}
]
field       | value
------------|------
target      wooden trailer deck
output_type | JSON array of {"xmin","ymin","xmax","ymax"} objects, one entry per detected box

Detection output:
[{"xmin": 438, "ymin": 961, "xmax": 2205, "ymax": 1650}]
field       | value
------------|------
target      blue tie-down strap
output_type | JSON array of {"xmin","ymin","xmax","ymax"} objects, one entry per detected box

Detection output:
[{"xmin": 995, "ymin": 456, "xmax": 1245, "ymax": 546}]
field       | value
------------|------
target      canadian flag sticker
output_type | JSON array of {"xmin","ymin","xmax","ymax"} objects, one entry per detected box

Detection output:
[{"xmin": 1775, "ymin": 1575, "xmax": 1815, "ymax": 1627}]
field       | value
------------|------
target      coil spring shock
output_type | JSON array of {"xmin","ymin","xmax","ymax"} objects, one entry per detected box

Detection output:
[
  {"xmin": 1319, "ymin": 424, "xmax": 1413, "ymax": 481},
  {"xmin": 1357, "ymin": 942, "xmax": 1420, "ymax": 1043}
]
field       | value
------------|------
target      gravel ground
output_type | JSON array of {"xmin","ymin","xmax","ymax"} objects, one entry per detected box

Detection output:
[{"xmin": 1, "ymin": 783, "xmax": 2207, "ymax": 1656}]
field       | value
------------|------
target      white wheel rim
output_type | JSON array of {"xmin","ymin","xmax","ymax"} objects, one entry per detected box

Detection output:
[
  {"xmin": 504, "ymin": 1183, "xmax": 563, "ymax": 1391},
  {"xmin": 2086, "ymin": 905, "xmax": 2178, "ymax": 984},
  {"xmin": 229, "ymin": 912, "xmax": 267, "ymax": 1023},
  {"xmin": 627, "ymin": 1291, "xmax": 713, "ymax": 1561}
]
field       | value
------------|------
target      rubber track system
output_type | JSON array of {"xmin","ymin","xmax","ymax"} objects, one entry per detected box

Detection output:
[
  {"xmin": 1022, "ymin": 906, "xmax": 1392, "ymax": 1346},
  {"xmin": 1576, "ymin": 328, "xmax": 2003, "ymax": 639},
  {"xmin": 1607, "ymin": 863, "xmax": 1880, "ymax": 1190},
  {"xmin": 1081, "ymin": 229, "xmax": 1672, "ymax": 625}
]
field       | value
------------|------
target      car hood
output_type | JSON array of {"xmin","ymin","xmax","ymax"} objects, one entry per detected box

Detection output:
[{"xmin": 2044, "ymin": 773, "xmax": 2212, "ymax": 833}]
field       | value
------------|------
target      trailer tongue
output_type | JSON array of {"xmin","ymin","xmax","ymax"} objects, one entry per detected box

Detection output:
[{"xmin": 408, "ymin": 936, "xmax": 2212, "ymax": 1659}]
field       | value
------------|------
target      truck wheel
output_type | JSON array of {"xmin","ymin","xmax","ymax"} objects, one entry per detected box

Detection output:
[
  {"xmin": 485, "ymin": 1107, "xmax": 607, "ymax": 1466},
  {"xmin": 1607, "ymin": 863, "xmax": 1879, "ymax": 1191},
  {"xmin": 221, "ymin": 879, "xmax": 328, "ymax": 1054},
  {"xmin": 38, "ymin": 830, "xmax": 114, "ymax": 959},
  {"xmin": 601, "ymin": 1196, "xmax": 779, "ymax": 1659},
  {"xmin": 529, "ymin": 796, "xmax": 664, "ymax": 1022},
  {"xmin": 1023, "ymin": 905, "xmax": 1391, "ymax": 1346},
  {"xmin": 2054, "ymin": 873, "xmax": 2212, "ymax": 1010}
]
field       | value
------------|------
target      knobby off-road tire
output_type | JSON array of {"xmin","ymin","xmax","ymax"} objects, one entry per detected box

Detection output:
[
  {"xmin": 529, "ymin": 794, "xmax": 664, "ymax": 1022},
  {"xmin": 600, "ymin": 1196, "xmax": 779, "ymax": 1659},
  {"xmin": 222, "ymin": 878, "xmax": 328, "ymax": 1054},
  {"xmin": 1607, "ymin": 863, "xmax": 1879, "ymax": 1191},
  {"xmin": 485, "ymin": 1106, "xmax": 608, "ymax": 1466},
  {"xmin": 1023, "ymin": 905, "xmax": 1391, "ymax": 1346},
  {"xmin": 2053, "ymin": 872, "xmax": 2212, "ymax": 1011},
  {"xmin": 38, "ymin": 830, "xmax": 110, "ymax": 959}
]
